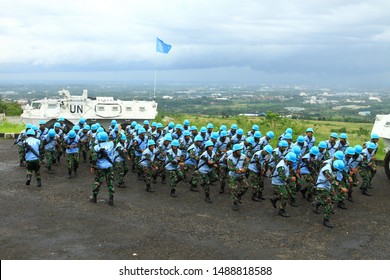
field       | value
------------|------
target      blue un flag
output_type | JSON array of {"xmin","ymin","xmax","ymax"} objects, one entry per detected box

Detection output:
[{"xmin": 156, "ymin": 38, "xmax": 172, "ymax": 54}]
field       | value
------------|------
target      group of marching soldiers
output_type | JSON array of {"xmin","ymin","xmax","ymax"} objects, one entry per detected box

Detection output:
[{"xmin": 15, "ymin": 118, "xmax": 379, "ymax": 228}]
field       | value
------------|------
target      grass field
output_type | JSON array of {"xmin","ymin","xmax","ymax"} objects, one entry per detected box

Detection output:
[{"xmin": 1, "ymin": 115, "xmax": 385, "ymax": 160}]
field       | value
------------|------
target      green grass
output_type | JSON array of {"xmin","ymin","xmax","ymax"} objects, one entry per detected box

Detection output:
[{"xmin": 0, "ymin": 120, "xmax": 25, "ymax": 134}]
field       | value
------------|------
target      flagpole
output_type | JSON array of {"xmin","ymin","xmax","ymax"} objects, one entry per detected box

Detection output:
[{"xmin": 153, "ymin": 62, "xmax": 157, "ymax": 101}]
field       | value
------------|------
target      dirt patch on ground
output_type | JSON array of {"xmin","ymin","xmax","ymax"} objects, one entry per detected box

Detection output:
[{"xmin": 0, "ymin": 139, "xmax": 389, "ymax": 260}]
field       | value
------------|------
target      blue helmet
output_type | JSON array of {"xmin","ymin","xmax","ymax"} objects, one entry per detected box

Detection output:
[
  {"xmin": 58, "ymin": 117, "xmax": 65, "ymax": 122},
  {"xmin": 190, "ymin": 125, "xmax": 197, "ymax": 131},
  {"xmin": 233, "ymin": 144, "xmax": 243, "ymax": 152},
  {"xmin": 31, "ymin": 125, "xmax": 38, "ymax": 131},
  {"xmin": 354, "ymin": 145, "xmax": 363, "ymax": 154},
  {"xmin": 292, "ymin": 145, "xmax": 301, "ymax": 155},
  {"xmin": 151, "ymin": 122, "xmax": 157, "ymax": 127},
  {"xmin": 252, "ymin": 124, "xmax": 259, "ymax": 131},
  {"xmin": 114, "ymin": 124, "xmax": 119, "ymax": 131},
  {"xmin": 121, "ymin": 134, "xmax": 127, "ymax": 141},
  {"xmin": 138, "ymin": 127, "xmax": 146, "ymax": 134},
  {"xmin": 39, "ymin": 120, "xmax": 45, "ymax": 125},
  {"xmin": 211, "ymin": 132, "xmax": 219, "ymax": 140},
  {"xmin": 318, "ymin": 141, "xmax": 327, "ymax": 149},
  {"xmin": 68, "ymin": 130, "xmax": 77, "ymax": 139},
  {"xmin": 194, "ymin": 135, "xmax": 203, "ymax": 142},
  {"xmin": 131, "ymin": 121, "xmax": 137, "ymax": 127},
  {"xmin": 207, "ymin": 123, "xmax": 214, "ymax": 129},
  {"xmin": 204, "ymin": 140, "xmax": 214, "ymax": 148},
  {"xmin": 73, "ymin": 125, "xmax": 80, "ymax": 131},
  {"xmin": 183, "ymin": 130, "xmax": 191, "ymax": 136},
  {"xmin": 264, "ymin": 145, "xmax": 273, "ymax": 154},
  {"xmin": 345, "ymin": 147, "xmax": 355, "ymax": 155},
  {"xmin": 97, "ymin": 127, "xmax": 104, "ymax": 133},
  {"xmin": 111, "ymin": 120, "xmax": 117, "ymax": 126},
  {"xmin": 164, "ymin": 133, "xmax": 172, "ymax": 142},
  {"xmin": 330, "ymin": 132, "xmax": 338, "ymax": 139},
  {"xmin": 285, "ymin": 152, "xmax": 297, "ymax": 163},
  {"xmin": 26, "ymin": 129, "xmax": 35, "ymax": 136},
  {"xmin": 333, "ymin": 160, "xmax": 345, "ymax": 171},
  {"xmin": 79, "ymin": 118, "xmax": 86, "ymax": 124},
  {"xmin": 148, "ymin": 140, "xmax": 156, "ymax": 146},
  {"xmin": 48, "ymin": 129, "xmax": 56, "ymax": 137},
  {"xmin": 143, "ymin": 120, "xmax": 149, "ymax": 125},
  {"xmin": 237, "ymin": 129, "xmax": 244, "ymax": 136},
  {"xmin": 220, "ymin": 131, "xmax": 227, "ymax": 137},
  {"xmin": 368, "ymin": 142, "xmax": 377, "ymax": 150},
  {"xmin": 54, "ymin": 122, "xmax": 61, "ymax": 128},
  {"xmin": 84, "ymin": 125, "xmax": 90, "ymax": 130},
  {"xmin": 231, "ymin": 124, "xmax": 238, "ymax": 130},
  {"xmin": 285, "ymin": 128, "xmax": 293, "ymax": 134},
  {"xmin": 334, "ymin": 151, "xmax": 344, "ymax": 160},
  {"xmin": 246, "ymin": 137, "xmax": 255, "ymax": 146},
  {"xmin": 297, "ymin": 135, "xmax": 305, "ymax": 143},
  {"xmin": 171, "ymin": 139, "xmax": 180, "ymax": 147},
  {"xmin": 169, "ymin": 122, "xmax": 175, "ymax": 128},
  {"xmin": 266, "ymin": 131, "xmax": 274, "ymax": 139},
  {"xmin": 306, "ymin": 128, "xmax": 314, "ymax": 133},
  {"xmin": 156, "ymin": 123, "xmax": 163, "ymax": 129},
  {"xmin": 284, "ymin": 133, "xmax": 292, "ymax": 140},
  {"xmin": 254, "ymin": 131, "xmax": 262, "ymax": 138},
  {"xmin": 183, "ymin": 119, "xmax": 190, "ymax": 126},
  {"xmin": 95, "ymin": 122, "xmax": 101, "ymax": 128},
  {"xmin": 220, "ymin": 125, "xmax": 227, "ymax": 131},
  {"xmin": 279, "ymin": 140, "xmax": 289, "ymax": 148},
  {"xmin": 26, "ymin": 123, "xmax": 32, "ymax": 129},
  {"xmin": 310, "ymin": 146, "xmax": 319, "ymax": 156},
  {"xmin": 200, "ymin": 127, "xmax": 207, "ymax": 133},
  {"xmin": 175, "ymin": 124, "xmax": 183, "ymax": 130},
  {"xmin": 99, "ymin": 132, "xmax": 109, "ymax": 141},
  {"xmin": 340, "ymin": 133, "xmax": 348, "ymax": 139},
  {"xmin": 371, "ymin": 133, "xmax": 379, "ymax": 139}
]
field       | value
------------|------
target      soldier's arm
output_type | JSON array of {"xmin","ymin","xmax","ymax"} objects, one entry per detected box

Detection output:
[
  {"xmin": 227, "ymin": 158, "xmax": 238, "ymax": 172},
  {"xmin": 277, "ymin": 166, "xmax": 287, "ymax": 181}
]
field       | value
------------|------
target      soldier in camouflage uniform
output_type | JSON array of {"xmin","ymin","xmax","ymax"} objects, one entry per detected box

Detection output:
[
  {"xmin": 78, "ymin": 125, "xmax": 90, "ymax": 163},
  {"xmin": 90, "ymin": 132, "xmax": 115, "ymax": 205},
  {"xmin": 270, "ymin": 152, "xmax": 297, "ymax": 217},
  {"xmin": 358, "ymin": 143, "xmax": 376, "ymax": 196},
  {"xmin": 312, "ymin": 160, "xmax": 347, "ymax": 228},
  {"xmin": 165, "ymin": 140, "xmax": 184, "ymax": 197},
  {"xmin": 248, "ymin": 145, "xmax": 273, "ymax": 202},
  {"xmin": 64, "ymin": 130, "xmax": 80, "ymax": 178},
  {"xmin": 198, "ymin": 141, "xmax": 219, "ymax": 203},
  {"xmin": 299, "ymin": 146, "xmax": 320, "ymax": 202},
  {"xmin": 23, "ymin": 129, "xmax": 42, "ymax": 187},
  {"xmin": 15, "ymin": 124, "xmax": 30, "ymax": 166},
  {"xmin": 140, "ymin": 140, "xmax": 158, "ymax": 192},
  {"xmin": 133, "ymin": 127, "xmax": 148, "ymax": 180},
  {"xmin": 113, "ymin": 133, "xmax": 129, "ymax": 188},
  {"xmin": 227, "ymin": 144, "xmax": 249, "ymax": 211},
  {"xmin": 347, "ymin": 145, "xmax": 364, "ymax": 201},
  {"xmin": 42, "ymin": 129, "xmax": 58, "ymax": 173},
  {"xmin": 184, "ymin": 135, "xmax": 203, "ymax": 192},
  {"xmin": 154, "ymin": 133, "xmax": 172, "ymax": 184}
]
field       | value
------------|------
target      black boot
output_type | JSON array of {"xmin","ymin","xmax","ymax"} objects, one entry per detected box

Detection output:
[
  {"xmin": 270, "ymin": 197, "xmax": 278, "ymax": 209},
  {"xmin": 205, "ymin": 194, "xmax": 212, "ymax": 203},
  {"xmin": 152, "ymin": 176, "xmax": 157, "ymax": 184},
  {"xmin": 306, "ymin": 193, "xmax": 314, "ymax": 202},
  {"xmin": 323, "ymin": 219, "xmax": 334, "ymax": 228},
  {"xmin": 117, "ymin": 181, "xmax": 126, "ymax": 188},
  {"xmin": 162, "ymin": 176, "xmax": 166, "ymax": 184},
  {"xmin": 233, "ymin": 202, "xmax": 239, "ymax": 211},
  {"xmin": 37, "ymin": 179, "xmax": 42, "ymax": 187},
  {"xmin": 219, "ymin": 182, "xmax": 225, "ymax": 194},
  {"xmin": 170, "ymin": 189, "xmax": 177, "ymax": 197},
  {"xmin": 73, "ymin": 168, "xmax": 77, "ymax": 177},
  {"xmin": 146, "ymin": 184, "xmax": 155, "ymax": 193},
  {"xmin": 337, "ymin": 201, "xmax": 347, "ymax": 209},
  {"xmin": 290, "ymin": 198, "xmax": 298, "ymax": 207},
  {"xmin": 362, "ymin": 189, "xmax": 372, "ymax": 196},
  {"xmin": 300, "ymin": 187, "xmax": 307, "ymax": 198},
  {"xmin": 252, "ymin": 193, "xmax": 261, "ymax": 202},
  {"xmin": 19, "ymin": 160, "xmax": 25, "ymax": 167},
  {"xmin": 89, "ymin": 194, "xmax": 97, "ymax": 203},
  {"xmin": 190, "ymin": 184, "xmax": 199, "ymax": 192},
  {"xmin": 67, "ymin": 170, "xmax": 71, "ymax": 178},
  {"xmin": 347, "ymin": 190, "xmax": 354, "ymax": 202},
  {"xmin": 258, "ymin": 192, "xmax": 265, "ymax": 200},
  {"xmin": 137, "ymin": 172, "xmax": 143, "ymax": 181},
  {"xmin": 278, "ymin": 209, "xmax": 290, "ymax": 217},
  {"xmin": 312, "ymin": 201, "xmax": 320, "ymax": 214},
  {"xmin": 108, "ymin": 195, "xmax": 114, "ymax": 206},
  {"xmin": 26, "ymin": 174, "xmax": 32, "ymax": 185}
]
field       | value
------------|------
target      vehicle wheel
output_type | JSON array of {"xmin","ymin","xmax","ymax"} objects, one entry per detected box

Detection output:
[{"xmin": 385, "ymin": 151, "xmax": 390, "ymax": 180}]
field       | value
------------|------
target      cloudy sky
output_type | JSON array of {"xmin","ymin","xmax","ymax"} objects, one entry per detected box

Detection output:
[{"xmin": 1, "ymin": 0, "xmax": 390, "ymax": 86}]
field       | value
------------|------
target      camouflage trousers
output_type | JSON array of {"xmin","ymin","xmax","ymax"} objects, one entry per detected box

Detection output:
[
  {"xmin": 334, "ymin": 180, "xmax": 347, "ymax": 202},
  {"xmin": 272, "ymin": 184, "xmax": 289, "ymax": 210},
  {"xmin": 45, "ymin": 150, "xmax": 56, "ymax": 170},
  {"xmin": 248, "ymin": 170, "xmax": 264, "ymax": 195},
  {"xmin": 26, "ymin": 160, "xmax": 41, "ymax": 181},
  {"xmin": 66, "ymin": 153, "xmax": 79, "ymax": 173},
  {"xmin": 314, "ymin": 188, "xmax": 336, "ymax": 220},
  {"xmin": 134, "ymin": 155, "xmax": 142, "ymax": 175},
  {"xmin": 142, "ymin": 165, "xmax": 158, "ymax": 185},
  {"xmin": 229, "ymin": 176, "xmax": 249, "ymax": 204},
  {"xmin": 302, "ymin": 174, "xmax": 316, "ymax": 195},
  {"xmin": 92, "ymin": 167, "xmax": 115, "ymax": 197},
  {"xmin": 219, "ymin": 166, "xmax": 228, "ymax": 187},
  {"xmin": 18, "ymin": 146, "xmax": 25, "ymax": 163},
  {"xmin": 114, "ymin": 161, "xmax": 129, "ymax": 186},
  {"xmin": 358, "ymin": 166, "xmax": 373, "ymax": 190},
  {"xmin": 78, "ymin": 142, "xmax": 88, "ymax": 161},
  {"xmin": 199, "ymin": 170, "xmax": 218, "ymax": 194},
  {"xmin": 154, "ymin": 159, "xmax": 166, "ymax": 180},
  {"xmin": 169, "ymin": 169, "xmax": 184, "ymax": 191},
  {"xmin": 184, "ymin": 164, "xmax": 198, "ymax": 188}
]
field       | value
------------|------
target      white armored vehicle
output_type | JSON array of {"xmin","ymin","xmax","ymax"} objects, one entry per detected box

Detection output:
[
  {"xmin": 371, "ymin": 114, "xmax": 390, "ymax": 179},
  {"xmin": 21, "ymin": 89, "xmax": 158, "ymax": 128}
]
